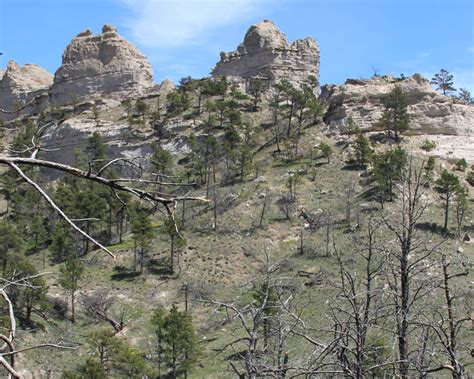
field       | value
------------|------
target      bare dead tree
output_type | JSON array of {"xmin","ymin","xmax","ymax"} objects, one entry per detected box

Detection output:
[
  {"xmin": 82, "ymin": 289, "xmax": 128, "ymax": 334},
  {"xmin": 383, "ymin": 158, "xmax": 440, "ymax": 379},
  {"xmin": 322, "ymin": 217, "xmax": 394, "ymax": 378},
  {"xmin": 198, "ymin": 253, "xmax": 307, "ymax": 378},
  {"xmin": 0, "ymin": 274, "xmax": 76, "ymax": 378},
  {"xmin": 419, "ymin": 253, "xmax": 471, "ymax": 378}
]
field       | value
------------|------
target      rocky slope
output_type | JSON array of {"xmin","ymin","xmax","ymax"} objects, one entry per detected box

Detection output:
[
  {"xmin": 0, "ymin": 60, "xmax": 53, "ymax": 121},
  {"xmin": 49, "ymin": 24, "xmax": 154, "ymax": 106},
  {"xmin": 321, "ymin": 74, "xmax": 474, "ymax": 136},
  {"xmin": 213, "ymin": 20, "xmax": 320, "ymax": 90}
]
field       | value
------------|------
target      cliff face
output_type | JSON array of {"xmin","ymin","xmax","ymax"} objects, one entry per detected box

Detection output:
[
  {"xmin": 212, "ymin": 20, "xmax": 320, "ymax": 90},
  {"xmin": 321, "ymin": 74, "xmax": 474, "ymax": 136},
  {"xmin": 49, "ymin": 24, "xmax": 154, "ymax": 106},
  {"xmin": 0, "ymin": 60, "xmax": 53, "ymax": 120}
]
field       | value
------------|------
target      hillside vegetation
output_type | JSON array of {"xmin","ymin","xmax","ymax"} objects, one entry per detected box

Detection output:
[{"xmin": 0, "ymin": 75, "xmax": 473, "ymax": 378}]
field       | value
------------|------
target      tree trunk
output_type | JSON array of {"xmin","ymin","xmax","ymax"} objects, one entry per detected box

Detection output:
[{"xmin": 443, "ymin": 195, "xmax": 450, "ymax": 233}]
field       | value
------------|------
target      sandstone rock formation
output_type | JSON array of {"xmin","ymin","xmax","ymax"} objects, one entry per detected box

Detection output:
[
  {"xmin": 321, "ymin": 74, "xmax": 474, "ymax": 136},
  {"xmin": 49, "ymin": 24, "xmax": 154, "ymax": 106},
  {"xmin": 0, "ymin": 60, "xmax": 53, "ymax": 120},
  {"xmin": 212, "ymin": 20, "xmax": 319, "ymax": 90}
]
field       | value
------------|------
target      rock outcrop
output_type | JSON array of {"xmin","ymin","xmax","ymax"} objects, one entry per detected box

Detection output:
[
  {"xmin": 0, "ymin": 60, "xmax": 53, "ymax": 120},
  {"xmin": 212, "ymin": 20, "xmax": 319, "ymax": 90},
  {"xmin": 49, "ymin": 24, "xmax": 154, "ymax": 106},
  {"xmin": 321, "ymin": 74, "xmax": 474, "ymax": 136}
]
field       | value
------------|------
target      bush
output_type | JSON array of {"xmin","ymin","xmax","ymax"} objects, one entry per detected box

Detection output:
[
  {"xmin": 467, "ymin": 170, "xmax": 474, "ymax": 186},
  {"xmin": 420, "ymin": 139, "xmax": 436, "ymax": 152},
  {"xmin": 454, "ymin": 158, "xmax": 468, "ymax": 171}
]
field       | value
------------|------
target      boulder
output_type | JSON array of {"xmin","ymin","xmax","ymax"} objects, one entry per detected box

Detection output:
[
  {"xmin": 0, "ymin": 60, "xmax": 53, "ymax": 120},
  {"xmin": 49, "ymin": 24, "xmax": 154, "ymax": 106},
  {"xmin": 212, "ymin": 20, "xmax": 319, "ymax": 90},
  {"xmin": 321, "ymin": 74, "xmax": 474, "ymax": 136}
]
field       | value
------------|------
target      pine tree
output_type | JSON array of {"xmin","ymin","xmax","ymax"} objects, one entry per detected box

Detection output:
[
  {"xmin": 436, "ymin": 169, "xmax": 460, "ymax": 233},
  {"xmin": 59, "ymin": 253, "xmax": 84, "ymax": 323},
  {"xmin": 6, "ymin": 257, "xmax": 48, "ymax": 324},
  {"xmin": 430, "ymin": 69, "xmax": 456, "ymax": 95},
  {"xmin": 151, "ymin": 305, "xmax": 199, "ymax": 378},
  {"xmin": 130, "ymin": 205, "xmax": 154, "ymax": 273},
  {"xmin": 379, "ymin": 86, "xmax": 410, "ymax": 141},
  {"xmin": 0, "ymin": 220, "xmax": 21, "ymax": 276}
]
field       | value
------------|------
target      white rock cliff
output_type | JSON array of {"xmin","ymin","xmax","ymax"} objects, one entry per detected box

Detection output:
[
  {"xmin": 213, "ymin": 20, "xmax": 320, "ymax": 90},
  {"xmin": 49, "ymin": 24, "xmax": 154, "ymax": 105}
]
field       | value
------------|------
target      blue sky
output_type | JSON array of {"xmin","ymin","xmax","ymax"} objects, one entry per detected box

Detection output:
[{"xmin": 1, "ymin": 0, "xmax": 473, "ymax": 91}]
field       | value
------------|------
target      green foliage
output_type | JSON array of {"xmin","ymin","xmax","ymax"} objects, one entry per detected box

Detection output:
[
  {"xmin": 436, "ymin": 169, "xmax": 461, "ymax": 233},
  {"xmin": 167, "ymin": 90, "xmax": 190, "ymax": 117},
  {"xmin": 50, "ymin": 222, "xmax": 73, "ymax": 263},
  {"xmin": 151, "ymin": 142, "xmax": 174, "ymax": 175},
  {"xmin": 87, "ymin": 131, "xmax": 107, "ymax": 162},
  {"xmin": 152, "ymin": 305, "xmax": 200, "ymax": 377},
  {"xmin": 379, "ymin": 86, "xmax": 410, "ymax": 141},
  {"xmin": 454, "ymin": 158, "xmax": 468, "ymax": 171},
  {"xmin": 319, "ymin": 143, "xmax": 333, "ymax": 163},
  {"xmin": 11, "ymin": 118, "xmax": 36, "ymax": 154},
  {"xmin": 457, "ymin": 88, "xmax": 473, "ymax": 104},
  {"xmin": 59, "ymin": 253, "xmax": 84, "ymax": 322},
  {"xmin": 64, "ymin": 328, "xmax": 152, "ymax": 378},
  {"xmin": 135, "ymin": 99, "xmax": 148, "ymax": 119},
  {"xmin": 420, "ymin": 139, "xmax": 436, "ymax": 152},
  {"xmin": 0, "ymin": 219, "xmax": 21, "ymax": 275},
  {"xmin": 430, "ymin": 69, "xmax": 456, "ymax": 95},
  {"xmin": 354, "ymin": 132, "xmax": 372, "ymax": 166},
  {"xmin": 62, "ymin": 357, "xmax": 106, "ymax": 379},
  {"xmin": 248, "ymin": 78, "xmax": 265, "ymax": 111},
  {"xmin": 424, "ymin": 156, "xmax": 436, "ymax": 184},
  {"xmin": 6, "ymin": 256, "xmax": 48, "ymax": 324},
  {"xmin": 130, "ymin": 204, "xmax": 154, "ymax": 273},
  {"xmin": 372, "ymin": 147, "xmax": 407, "ymax": 204},
  {"xmin": 467, "ymin": 170, "xmax": 474, "ymax": 186}
]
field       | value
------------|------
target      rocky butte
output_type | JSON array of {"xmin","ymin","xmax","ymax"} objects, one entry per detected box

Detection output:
[
  {"xmin": 49, "ymin": 24, "xmax": 154, "ymax": 106},
  {"xmin": 321, "ymin": 74, "xmax": 474, "ymax": 136},
  {"xmin": 0, "ymin": 60, "xmax": 53, "ymax": 121},
  {"xmin": 212, "ymin": 19, "xmax": 320, "ymax": 90}
]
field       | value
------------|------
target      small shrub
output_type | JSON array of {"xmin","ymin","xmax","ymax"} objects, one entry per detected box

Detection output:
[
  {"xmin": 454, "ymin": 158, "xmax": 468, "ymax": 171},
  {"xmin": 467, "ymin": 170, "xmax": 474, "ymax": 186},
  {"xmin": 420, "ymin": 139, "xmax": 436, "ymax": 152}
]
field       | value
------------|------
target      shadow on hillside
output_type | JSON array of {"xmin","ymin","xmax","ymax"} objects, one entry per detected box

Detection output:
[
  {"xmin": 111, "ymin": 265, "xmax": 140, "ymax": 281},
  {"xmin": 147, "ymin": 258, "xmax": 174, "ymax": 276},
  {"xmin": 342, "ymin": 162, "xmax": 364, "ymax": 171}
]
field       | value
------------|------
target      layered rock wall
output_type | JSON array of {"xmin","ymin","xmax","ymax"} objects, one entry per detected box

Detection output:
[
  {"xmin": 212, "ymin": 20, "xmax": 320, "ymax": 90},
  {"xmin": 321, "ymin": 74, "xmax": 474, "ymax": 136},
  {"xmin": 0, "ymin": 60, "xmax": 53, "ymax": 121},
  {"xmin": 49, "ymin": 24, "xmax": 154, "ymax": 106}
]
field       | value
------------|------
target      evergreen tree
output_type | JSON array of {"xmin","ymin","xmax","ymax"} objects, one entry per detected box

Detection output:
[
  {"xmin": 354, "ymin": 132, "xmax": 372, "ymax": 166},
  {"xmin": 0, "ymin": 220, "xmax": 21, "ymax": 275},
  {"xmin": 151, "ymin": 143, "xmax": 174, "ymax": 175},
  {"xmin": 59, "ymin": 253, "xmax": 84, "ymax": 323},
  {"xmin": 430, "ymin": 69, "xmax": 456, "ymax": 95},
  {"xmin": 6, "ymin": 257, "xmax": 48, "ymax": 324},
  {"xmin": 151, "ymin": 305, "xmax": 199, "ymax": 378},
  {"xmin": 436, "ymin": 169, "xmax": 460, "ymax": 233},
  {"xmin": 457, "ymin": 88, "xmax": 473, "ymax": 104},
  {"xmin": 379, "ymin": 86, "xmax": 410, "ymax": 141},
  {"xmin": 130, "ymin": 205, "xmax": 154, "ymax": 273},
  {"xmin": 162, "ymin": 217, "xmax": 186, "ymax": 273},
  {"xmin": 50, "ymin": 221, "xmax": 73, "ymax": 263},
  {"xmin": 372, "ymin": 147, "xmax": 407, "ymax": 205},
  {"xmin": 319, "ymin": 143, "xmax": 333, "ymax": 163}
]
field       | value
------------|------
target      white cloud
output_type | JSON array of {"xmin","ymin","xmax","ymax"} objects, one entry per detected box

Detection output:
[{"xmin": 118, "ymin": 0, "xmax": 279, "ymax": 49}]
